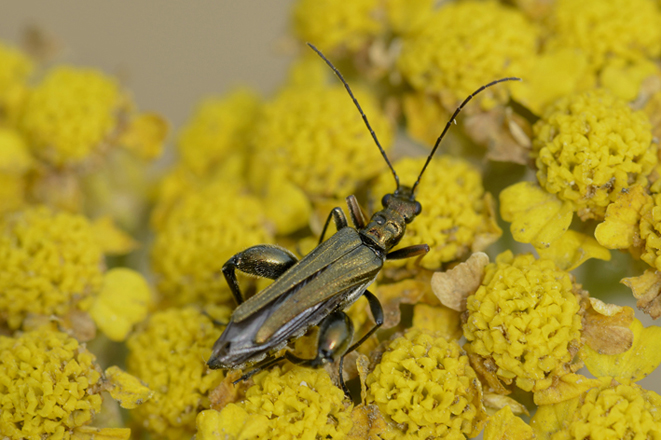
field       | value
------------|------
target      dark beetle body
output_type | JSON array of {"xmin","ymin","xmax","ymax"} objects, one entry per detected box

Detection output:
[
  {"xmin": 208, "ymin": 227, "xmax": 380, "ymax": 369},
  {"xmin": 207, "ymin": 189, "xmax": 422, "ymax": 370}
]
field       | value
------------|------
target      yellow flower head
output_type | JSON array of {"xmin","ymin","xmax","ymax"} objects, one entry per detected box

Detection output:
[
  {"xmin": 18, "ymin": 66, "xmax": 123, "ymax": 166},
  {"xmin": 0, "ymin": 41, "xmax": 33, "ymax": 100},
  {"xmin": 532, "ymin": 377, "xmax": 661, "ymax": 440},
  {"xmin": 397, "ymin": 0, "xmax": 538, "ymax": 108},
  {"xmin": 0, "ymin": 327, "xmax": 103, "ymax": 440},
  {"xmin": 151, "ymin": 180, "xmax": 272, "ymax": 307},
  {"xmin": 636, "ymin": 186, "xmax": 661, "ymax": 271},
  {"xmin": 0, "ymin": 206, "xmax": 105, "ymax": 329},
  {"xmin": 249, "ymin": 82, "xmax": 393, "ymax": 199},
  {"xmin": 546, "ymin": 0, "xmax": 661, "ymax": 70},
  {"xmin": 199, "ymin": 363, "xmax": 352, "ymax": 440},
  {"xmin": 532, "ymin": 88, "xmax": 656, "ymax": 220},
  {"xmin": 291, "ymin": 0, "xmax": 384, "ymax": 53},
  {"xmin": 126, "ymin": 307, "xmax": 224, "ymax": 440},
  {"xmin": 365, "ymin": 329, "xmax": 486, "ymax": 439},
  {"xmin": 177, "ymin": 88, "xmax": 260, "ymax": 177},
  {"xmin": 373, "ymin": 156, "xmax": 501, "ymax": 269},
  {"xmin": 463, "ymin": 251, "xmax": 582, "ymax": 393}
]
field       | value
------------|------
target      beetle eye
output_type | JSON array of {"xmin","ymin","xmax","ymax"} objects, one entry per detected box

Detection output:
[
  {"xmin": 414, "ymin": 201, "xmax": 422, "ymax": 216},
  {"xmin": 381, "ymin": 194, "xmax": 392, "ymax": 207}
]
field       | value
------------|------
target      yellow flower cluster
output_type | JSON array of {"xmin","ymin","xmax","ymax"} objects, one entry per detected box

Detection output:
[
  {"xmin": 0, "ymin": 206, "xmax": 104, "ymax": 329},
  {"xmin": 126, "ymin": 307, "xmax": 224, "ymax": 440},
  {"xmin": 17, "ymin": 66, "xmax": 122, "ymax": 166},
  {"xmin": 366, "ymin": 329, "xmax": 486, "ymax": 439},
  {"xmin": 546, "ymin": 0, "xmax": 661, "ymax": 71},
  {"xmin": 397, "ymin": 0, "xmax": 537, "ymax": 108},
  {"xmin": 249, "ymin": 82, "xmax": 393, "ymax": 199},
  {"xmin": 372, "ymin": 156, "xmax": 500, "ymax": 269},
  {"xmin": 0, "ymin": 328, "xmax": 103, "ymax": 440},
  {"xmin": 292, "ymin": 0, "xmax": 383, "ymax": 53},
  {"xmin": 532, "ymin": 89, "xmax": 656, "ymax": 220},
  {"xmin": 177, "ymin": 88, "xmax": 260, "ymax": 177},
  {"xmin": 463, "ymin": 251, "xmax": 582, "ymax": 392},
  {"xmin": 0, "ymin": 41, "xmax": 33, "ymax": 107},
  {"xmin": 533, "ymin": 377, "xmax": 661, "ymax": 439},
  {"xmin": 198, "ymin": 363, "xmax": 352, "ymax": 439},
  {"xmin": 151, "ymin": 181, "xmax": 272, "ymax": 307}
]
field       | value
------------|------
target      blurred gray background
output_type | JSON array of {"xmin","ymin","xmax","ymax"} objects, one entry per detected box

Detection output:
[
  {"xmin": 2, "ymin": 0, "xmax": 659, "ymax": 401},
  {"xmin": 0, "ymin": 1, "xmax": 293, "ymax": 129}
]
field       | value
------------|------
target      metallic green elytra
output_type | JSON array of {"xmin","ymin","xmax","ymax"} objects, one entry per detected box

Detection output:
[{"xmin": 207, "ymin": 43, "xmax": 520, "ymax": 395}]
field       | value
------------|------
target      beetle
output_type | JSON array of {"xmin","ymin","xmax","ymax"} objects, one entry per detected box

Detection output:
[{"xmin": 207, "ymin": 43, "xmax": 519, "ymax": 394}]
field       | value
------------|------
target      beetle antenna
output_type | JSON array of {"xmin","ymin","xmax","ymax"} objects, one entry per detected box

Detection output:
[
  {"xmin": 308, "ymin": 43, "xmax": 400, "ymax": 190},
  {"xmin": 410, "ymin": 77, "xmax": 522, "ymax": 196}
]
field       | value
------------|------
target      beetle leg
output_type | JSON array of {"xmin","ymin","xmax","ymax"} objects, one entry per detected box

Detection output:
[
  {"xmin": 222, "ymin": 245, "xmax": 299, "ymax": 306},
  {"xmin": 339, "ymin": 289, "xmax": 384, "ymax": 397},
  {"xmin": 232, "ymin": 354, "xmax": 285, "ymax": 385},
  {"xmin": 346, "ymin": 195, "xmax": 368, "ymax": 229},
  {"xmin": 318, "ymin": 207, "xmax": 348, "ymax": 244},
  {"xmin": 386, "ymin": 243, "xmax": 430, "ymax": 260}
]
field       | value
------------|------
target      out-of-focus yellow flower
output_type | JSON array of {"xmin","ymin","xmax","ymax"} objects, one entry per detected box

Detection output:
[
  {"xmin": 249, "ymin": 82, "xmax": 393, "ymax": 200},
  {"xmin": 0, "ymin": 206, "xmax": 105, "ymax": 329},
  {"xmin": 531, "ymin": 376, "xmax": 661, "ymax": 440},
  {"xmin": 532, "ymin": 89, "xmax": 656, "ymax": 220},
  {"xmin": 366, "ymin": 329, "xmax": 487, "ymax": 439},
  {"xmin": 0, "ymin": 126, "xmax": 33, "ymax": 175},
  {"xmin": 0, "ymin": 127, "xmax": 32, "ymax": 215},
  {"xmin": 397, "ymin": 0, "xmax": 538, "ymax": 109},
  {"xmin": 0, "ymin": 328, "xmax": 103, "ymax": 440},
  {"xmin": 126, "ymin": 307, "xmax": 224, "ymax": 440},
  {"xmin": 546, "ymin": 0, "xmax": 661, "ymax": 71},
  {"xmin": 384, "ymin": 0, "xmax": 433, "ymax": 36},
  {"xmin": 292, "ymin": 0, "xmax": 384, "ymax": 53},
  {"xmin": 151, "ymin": 180, "xmax": 272, "ymax": 307},
  {"xmin": 89, "ymin": 268, "xmax": 153, "ymax": 342},
  {"xmin": 509, "ymin": 48, "xmax": 593, "ymax": 116},
  {"xmin": 177, "ymin": 88, "xmax": 260, "ymax": 177},
  {"xmin": 0, "ymin": 41, "xmax": 33, "ymax": 103},
  {"xmin": 373, "ymin": 156, "xmax": 501, "ymax": 269},
  {"xmin": 117, "ymin": 112, "xmax": 168, "ymax": 161},
  {"xmin": 463, "ymin": 251, "xmax": 582, "ymax": 393},
  {"xmin": 200, "ymin": 363, "xmax": 352, "ymax": 440},
  {"xmin": 103, "ymin": 366, "xmax": 153, "ymax": 410},
  {"xmin": 17, "ymin": 66, "xmax": 124, "ymax": 166}
]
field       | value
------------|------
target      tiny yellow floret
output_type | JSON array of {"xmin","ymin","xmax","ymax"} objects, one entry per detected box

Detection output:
[
  {"xmin": 89, "ymin": 268, "xmax": 153, "ymax": 342},
  {"xmin": 0, "ymin": 328, "xmax": 103, "ymax": 440},
  {"xmin": 366, "ymin": 329, "xmax": 487, "ymax": 439},
  {"xmin": 464, "ymin": 251, "xmax": 582, "ymax": 392},
  {"xmin": 104, "ymin": 366, "xmax": 153, "ymax": 410}
]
